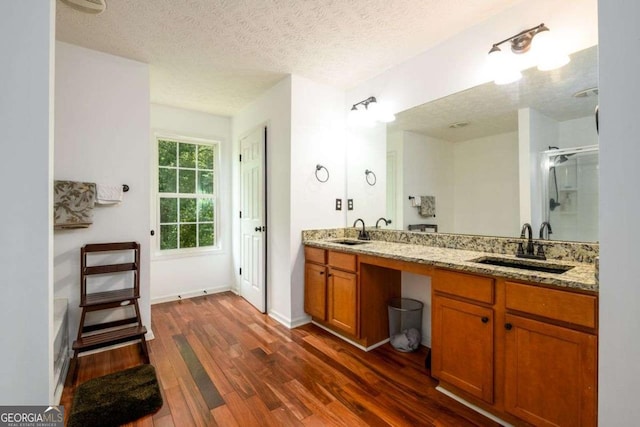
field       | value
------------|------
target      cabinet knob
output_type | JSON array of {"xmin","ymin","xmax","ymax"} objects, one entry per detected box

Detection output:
[
  {"xmin": 319, "ymin": 271, "xmax": 324, "ymax": 275},
  {"xmin": 505, "ymin": 323, "xmax": 513, "ymax": 330},
  {"xmin": 481, "ymin": 317, "xmax": 489, "ymax": 323}
]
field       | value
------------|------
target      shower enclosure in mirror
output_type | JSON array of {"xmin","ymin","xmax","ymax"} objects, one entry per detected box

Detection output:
[{"xmin": 541, "ymin": 145, "xmax": 599, "ymax": 242}]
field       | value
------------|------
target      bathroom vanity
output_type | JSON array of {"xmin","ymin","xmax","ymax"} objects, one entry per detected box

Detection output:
[{"xmin": 303, "ymin": 229, "xmax": 598, "ymax": 426}]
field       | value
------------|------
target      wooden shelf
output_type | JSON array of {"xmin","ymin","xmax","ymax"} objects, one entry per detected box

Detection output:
[
  {"xmin": 80, "ymin": 288, "xmax": 139, "ymax": 307},
  {"xmin": 84, "ymin": 262, "xmax": 137, "ymax": 276},
  {"xmin": 83, "ymin": 242, "xmax": 140, "ymax": 252},
  {"xmin": 72, "ymin": 325, "xmax": 147, "ymax": 353}
]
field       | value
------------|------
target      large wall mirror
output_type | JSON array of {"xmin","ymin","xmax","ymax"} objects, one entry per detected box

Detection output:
[{"xmin": 347, "ymin": 45, "xmax": 598, "ymax": 243}]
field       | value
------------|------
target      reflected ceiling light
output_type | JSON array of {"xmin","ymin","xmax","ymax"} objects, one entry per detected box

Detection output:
[
  {"xmin": 59, "ymin": 0, "xmax": 107, "ymax": 14},
  {"xmin": 348, "ymin": 96, "xmax": 395, "ymax": 126},
  {"xmin": 487, "ymin": 23, "xmax": 570, "ymax": 85},
  {"xmin": 573, "ymin": 87, "xmax": 599, "ymax": 98},
  {"xmin": 448, "ymin": 121, "xmax": 470, "ymax": 129}
]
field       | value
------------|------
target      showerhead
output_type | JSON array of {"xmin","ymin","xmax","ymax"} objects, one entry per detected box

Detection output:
[{"xmin": 548, "ymin": 146, "xmax": 574, "ymax": 168}]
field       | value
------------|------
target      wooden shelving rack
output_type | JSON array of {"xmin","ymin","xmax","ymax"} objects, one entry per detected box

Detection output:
[{"xmin": 70, "ymin": 242, "xmax": 149, "ymax": 380}]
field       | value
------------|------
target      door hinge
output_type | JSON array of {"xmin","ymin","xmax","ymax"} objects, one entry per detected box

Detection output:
[
  {"xmin": 239, "ymin": 268, "xmax": 242, "ymax": 275},
  {"xmin": 239, "ymin": 211, "xmax": 242, "ymax": 218},
  {"xmin": 239, "ymin": 154, "xmax": 242, "ymax": 162}
]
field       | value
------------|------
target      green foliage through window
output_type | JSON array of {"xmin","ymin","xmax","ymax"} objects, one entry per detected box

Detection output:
[{"xmin": 157, "ymin": 137, "xmax": 217, "ymax": 250}]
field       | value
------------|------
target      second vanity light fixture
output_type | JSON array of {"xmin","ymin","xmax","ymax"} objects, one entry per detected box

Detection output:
[
  {"xmin": 487, "ymin": 23, "xmax": 570, "ymax": 85},
  {"xmin": 348, "ymin": 96, "xmax": 395, "ymax": 126}
]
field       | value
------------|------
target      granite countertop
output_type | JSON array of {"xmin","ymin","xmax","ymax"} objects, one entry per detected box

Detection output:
[{"xmin": 304, "ymin": 238, "xmax": 597, "ymax": 293}]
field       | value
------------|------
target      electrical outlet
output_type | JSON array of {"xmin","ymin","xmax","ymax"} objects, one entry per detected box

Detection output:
[
  {"xmin": 335, "ymin": 198, "xmax": 342, "ymax": 210},
  {"xmin": 348, "ymin": 199, "xmax": 354, "ymax": 210}
]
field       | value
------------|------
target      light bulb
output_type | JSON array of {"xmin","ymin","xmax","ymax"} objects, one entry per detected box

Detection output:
[
  {"xmin": 488, "ymin": 48, "xmax": 522, "ymax": 85},
  {"xmin": 368, "ymin": 101, "xmax": 396, "ymax": 123},
  {"xmin": 532, "ymin": 29, "xmax": 570, "ymax": 71}
]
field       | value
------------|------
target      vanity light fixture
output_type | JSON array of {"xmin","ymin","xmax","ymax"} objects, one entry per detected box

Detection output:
[
  {"xmin": 487, "ymin": 23, "xmax": 570, "ymax": 85},
  {"xmin": 348, "ymin": 96, "xmax": 395, "ymax": 126}
]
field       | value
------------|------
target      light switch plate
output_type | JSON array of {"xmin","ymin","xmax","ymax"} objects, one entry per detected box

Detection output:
[
  {"xmin": 348, "ymin": 199, "xmax": 354, "ymax": 210},
  {"xmin": 335, "ymin": 198, "xmax": 342, "ymax": 210}
]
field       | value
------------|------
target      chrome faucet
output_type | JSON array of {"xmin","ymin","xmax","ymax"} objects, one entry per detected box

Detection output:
[
  {"xmin": 375, "ymin": 217, "xmax": 391, "ymax": 228},
  {"xmin": 353, "ymin": 218, "xmax": 370, "ymax": 240}
]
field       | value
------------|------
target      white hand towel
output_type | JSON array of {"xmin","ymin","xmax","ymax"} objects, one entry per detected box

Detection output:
[{"xmin": 96, "ymin": 184, "xmax": 123, "ymax": 205}]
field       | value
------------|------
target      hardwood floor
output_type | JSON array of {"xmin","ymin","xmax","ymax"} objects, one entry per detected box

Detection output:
[{"xmin": 61, "ymin": 292, "xmax": 498, "ymax": 426}]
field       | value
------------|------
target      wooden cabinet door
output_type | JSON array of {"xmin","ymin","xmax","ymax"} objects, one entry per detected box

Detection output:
[
  {"xmin": 304, "ymin": 262, "xmax": 327, "ymax": 320},
  {"xmin": 504, "ymin": 314, "xmax": 597, "ymax": 427},
  {"xmin": 327, "ymin": 268, "xmax": 358, "ymax": 337},
  {"xmin": 432, "ymin": 295, "xmax": 494, "ymax": 403}
]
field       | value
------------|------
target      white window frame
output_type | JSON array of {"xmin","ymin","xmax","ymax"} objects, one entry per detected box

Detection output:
[{"xmin": 153, "ymin": 132, "xmax": 221, "ymax": 258}]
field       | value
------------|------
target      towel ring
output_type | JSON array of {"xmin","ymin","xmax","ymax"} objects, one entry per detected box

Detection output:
[
  {"xmin": 315, "ymin": 164, "xmax": 329, "ymax": 183},
  {"xmin": 365, "ymin": 169, "xmax": 377, "ymax": 186}
]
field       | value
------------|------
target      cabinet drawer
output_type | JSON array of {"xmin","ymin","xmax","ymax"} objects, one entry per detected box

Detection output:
[
  {"xmin": 433, "ymin": 269, "xmax": 494, "ymax": 304},
  {"xmin": 505, "ymin": 282, "xmax": 597, "ymax": 329},
  {"xmin": 305, "ymin": 246, "xmax": 326, "ymax": 264},
  {"xmin": 328, "ymin": 251, "xmax": 357, "ymax": 272}
]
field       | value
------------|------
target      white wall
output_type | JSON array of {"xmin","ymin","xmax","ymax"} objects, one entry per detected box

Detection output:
[
  {"xmin": 346, "ymin": 124, "xmax": 387, "ymax": 226},
  {"xmin": 386, "ymin": 130, "xmax": 403, "ymax": 227},
  {"xmin": 54, "ymin": 43, "xmax": 151, "ymax": 348},
  {"xmin": 401, "ymin": 132, "xmax": 454, "ymax": 232},
  {"xmin": 558, "ymin": 116, "xmax": 599, "ymax": 148},
  {"xmin": 598, "ymin": 0, "xmax": 640, "ymax": 424},
  {"xmin": 0, "ymin": 0, "xmax": 55, "ymax": 404},
  {"xmin": 401, "ymin": 273, "xmax": 432, "ymax": 346},
  {"xmin": 519, "ymin": 108, "xmax": 558, "ymax": 228},
  {"xmin": 150, "ymin": 104, "xmax": 233, "ymax": 302},
  {"xmin": 232, "ymin": 76, "xmax": 292, "ymax": 324},
  {"xmin": 453, "ymin": 131, "xmax": 519, "ymax": 236},
  {"xmin": 290, "ymin": 75, "xmax": 347, "ymax": 323}
]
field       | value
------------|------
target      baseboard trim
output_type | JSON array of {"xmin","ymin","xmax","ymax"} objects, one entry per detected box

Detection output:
[
  {"xmin": 267, "ymin": 310, "xmax": 291, "ymax": 328},
  {"xmin": 290, "ymin": 315, "xmax": 312, "ymax": 328},
  {"xmin": 311, "ymin": 321, "xmax": 388, "ymax": 352},
  {"xmin": 151, "ymin": 286, "xmax": 231, "ymax": 304},
  {"xmin": 435, "ymin": 385, "xmax": 513, "ymax": 427}
]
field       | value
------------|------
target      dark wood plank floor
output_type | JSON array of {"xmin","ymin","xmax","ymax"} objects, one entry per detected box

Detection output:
[{"xmin": 61, "ymin": 292, "xmax": 498, "ymax": 426}]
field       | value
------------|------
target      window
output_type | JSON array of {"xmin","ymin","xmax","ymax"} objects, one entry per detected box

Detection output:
[{"xmin": 156, "ymin": 137, "xmax": 218, "ymax": 252}]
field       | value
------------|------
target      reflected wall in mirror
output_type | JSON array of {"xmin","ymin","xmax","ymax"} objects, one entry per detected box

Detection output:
[{"xmin": 382, "ymin": 45, "xmax": 598, "ymax": 242}]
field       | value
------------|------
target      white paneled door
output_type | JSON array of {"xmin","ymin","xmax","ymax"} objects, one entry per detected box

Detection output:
[{"xmin": 240, "ymin": 126, "xmax": 266, "ymax": 312}]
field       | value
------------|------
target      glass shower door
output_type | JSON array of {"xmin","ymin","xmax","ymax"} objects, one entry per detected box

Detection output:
[{"xmin": 541, "ymin": 146, "xmax": 599, "ymax": 242}]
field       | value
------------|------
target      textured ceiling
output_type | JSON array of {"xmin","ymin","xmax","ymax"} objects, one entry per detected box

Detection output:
[
  {"xmin": 56, "ymin": 0, "xmax": 521, "ymax": 116},
  {"xmin": 389, "ymin": 46, "xmax": 598, "ymax": 142}
]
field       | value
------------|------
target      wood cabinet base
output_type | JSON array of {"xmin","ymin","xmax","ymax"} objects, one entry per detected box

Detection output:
[
  {"xmin": 432, "ymin": 269, "xmax": 597, "ymax": 427},
  {"xmin": 304, "ymin": 248, "xmax": 401, "ymax": 351}
]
